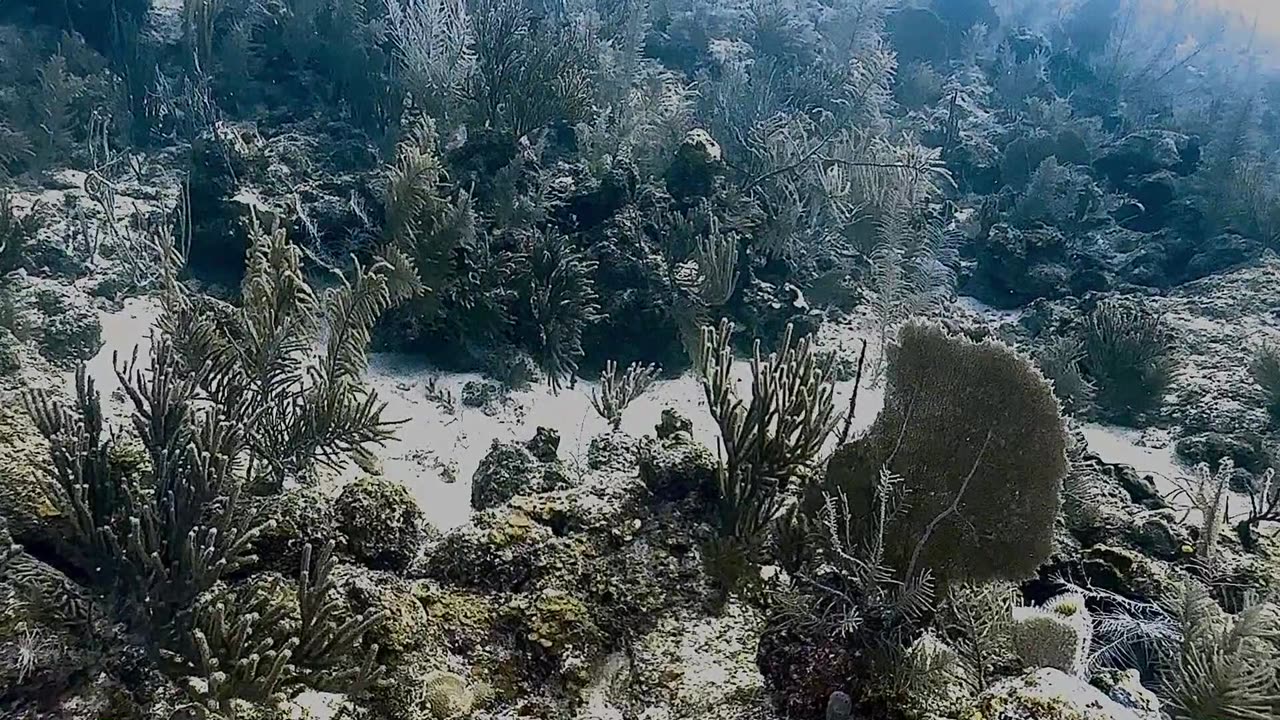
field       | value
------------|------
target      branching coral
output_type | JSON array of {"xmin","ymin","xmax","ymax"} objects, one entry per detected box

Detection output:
[
  {"xmin": 464, "ymin": 0, "xmax": 596, "ymax": 138},
  {"xmin": 26, "ymin": 342, "xmax": 268, "ymax": 634},
  {"xmin": 1249, "ymin": 341, "xmax": 1280, "ymax": 425},
  {"xmin": 177, "ymin": 542, "xmax": 386, "ymax": 716},
  {"xmin": 590, "ymin": 359, "xmax": 660, "ymax": 430},
  {"xmin": 0, "ymin": 193, "xmax": 45, "ymax": 275},
  {"xmin": 384, "ymin": 0, "xmax": 476, "ymax": 119},
  {"xmin": 1163, "ymin": 580, "xmax": 1280, "ymax": 720},
  {"xmin": 1011, "ymin": 156, "xmax": 1099, "ymax": 229},
  {"xmin": 866, "ymin": 191, "xmax": 957, "ymax": 359},
  {"xmin": 14, "ymin": 221, "xmax": 408, "ymax": 713},
  {"xmin": 159, "ymin": 213, "xmax": 420, "ymax": 487},
  {"xmin": 939, "ymin": 582, "xmax": 1016, "ymax": 695},
  {"xmin": 1237, "ymin": 467, "xmax": 1279, "ymax": 550},
  {"xmin": 1035, "ymin": 336, "xmax": 1096, "ymax": 414},
  {"xmin": 1081, "ymin": 577, "xmax": 1280, "ymax": 720},
  {"xmin": 694, "ymin": 219, "xmax": 740, "ymax": 307},
  {"xmin": 769, "ymin": 469, "xmax": 946, "ymax": 714},
  {"xmin": 383, "ymin": 116, "xmax": 476, "ymax": 326},
  {"xmin": 0, "ymin": 123, "xmax": 34, "ymax": 179},
  {"xmin": 700, "ymin": 320, "xmax": 839, "ymax": 549},
  {"xmin": 1173, "ymin": 459, "xmax": 1233, "ymax": 564}
]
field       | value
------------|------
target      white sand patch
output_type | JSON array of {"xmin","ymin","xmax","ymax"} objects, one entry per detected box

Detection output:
[
  {"xmin": 82, "ymin": 301, "xmax": 881, "ymax": 532},
  {"xmin": 285, "ymin": 690, "xmax": 351, "ymax": 720},
  {"xmin": 364, "ymin": 343, "xmax": 881, "ymax": 532},
  {"xmin": 956, "ymin": 295, "xmax": 1027, "ymax": 324},
  {"xmin": 1080, "ymin": 422, "xmax": 1185, "ymax": 496},
  {"xmin": 1081, "ymin": 421, "xmax": 1257, "ymax": 522},
  {"xmin": 78, "ymin": 296, "xmax": 161, "ymax": 410}
]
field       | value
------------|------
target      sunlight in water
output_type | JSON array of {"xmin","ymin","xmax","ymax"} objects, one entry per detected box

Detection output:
[{"xmin": 1211, "ymin": 0, "xmax": 1280, "ymax": 37}]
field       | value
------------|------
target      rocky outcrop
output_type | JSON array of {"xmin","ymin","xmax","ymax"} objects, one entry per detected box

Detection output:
[
  {"xmin": 336, "ymin": 476, "xmax": 431, "ymax": 572},
  {"xmin": 241, "ymin": 484, "xmax": 341, "ymax": 575},
  {"xmin": 1094, "ymin": 130, "xmax": 1200, "ymax": 185},
  {"xmin": 413, "ymin": 418, "xmax": 728, "ymax": 716},
  {"xmin": 966, "ymin": 223, "xmax": 1111, "ymax": 308},
  {"xmin": 971, "ymin": 668, "xmax": 1156, "ymax": 720},
  {"xmin": 469, "ymin": 429, "xmax": 577, "ymax": 512},
  {"xmin": 184, "ymin": 119, "xmax": 383, "ymax": 282},
  {"xmin": 665, "ymin": 129, "xmax": 724, "ymax": 202}
]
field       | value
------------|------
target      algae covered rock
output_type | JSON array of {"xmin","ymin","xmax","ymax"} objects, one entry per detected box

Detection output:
[
  {"xmin": 526, "ymin": 426, "xmax": 561, "ymax": 463},
  {"xmin": 970, "ymin": 668, "xmax": 1148, "ymax": 720},
  {"xmin": 0, "ymin": 406, "xmax": 66, "ymax": 550},
  {"xmin": 0, "ymin": 616, "xmax": 92, "ymax": 700},
  {"xmin": 638, "ymin": 433, "xmax": 716, "ymax": 501},
  {"xmin": 1174, "ymin": 431, "xmax": 1271, "ymax": 474},
  {"xmin": 471, "ymin": 431, "xmax": 577, "ymax": 511},
  {"xmin": 1094, "ymin": 130, "xmax": 1199, "ymax": 183},
  {"xmin": 39, "ymin": 301, "xmax": 102, "ymax": 366},
  {"xmin": 425, "ymin": 506, "xmax": 558, "ymax": 589},
  {"xmin": 336, "ymin": 476, "xmax": 429, "ymax": 572},
  {"xmin": 665, "ymin": 129, "xmax": 724, "ymax": 200},
  {"xmin": 628, "ymin": 601, "xmax": 771, "ymax": 720},
  {"xmin": 587, "ymin": 430, "xmax": 639, "ymax": 471},
  {"xmin": 655, "ymin": 409, "xmax": 694, "ymax": 439},
  {"xmin": 333, "ymin": 568, "xmax": 433, "ymax": 655},
  {"xmin": 241, "ymin": 484, "xmax": 339, "ymax": 574},
  {"xmin": 0, "ymin": 327, "xmax": 22, "ymax": 374},
  {"xmin": 515, "ymin": 588, "xmax": 601, "ymax": 653},
  {"xmin": 1091, "ymin": 669, "xmax": 1162, "ymax": 720},
  {"xmin": 1080, "ymin": 545, "xmax": 1173, "ymax": 601},
  {"xmin": 1123, "ymin": 511, "xmax": 1190, "ymax": 562},
  {"xmin": 471, "ymin": 440, "xmax": 544, "ymax": 511}
]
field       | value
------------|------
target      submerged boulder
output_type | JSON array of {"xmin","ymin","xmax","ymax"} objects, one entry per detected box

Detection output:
[
  {"xmin": 665, "ymin": 129, "xmax": 724, "ymax": 201},
  {"xmin": 582, "ymin": 215, "xmax": 685, "ymax": 373},
  {"xmin": 241, "ymin": 485, "xmax": 340, "ymax": 575},
  {"xmin": 336, "ymin": 476, "xmax": 429, "ymax": 572},
  {"xmin": 971, "ymin": 668, "xmax": 1152, "ymax": 720},
  {"xmin": 1095, "ymin": 130, "xmax": 1199, "ymax": 184},
  {"xmin": 1080, "ymin": 545, "xmax": 1173, "ymax": 601},
  {"xmin": 34, "ymin": 290, "xmax": 102, "ymax": 366},
  {"xmin": 1091, "ymin": 669, "xmax": 1163, "ymax": 720},
  {"xmin": 0, "ymin": 408, "xmax": 73, "ymax": 555},
  {"xmin": 1174, "ymin": 431, "xmax": 1271, "ymax": 474},
  {"xmin": 638, "ymin": 432, "xmax": 717, "ymax": 501},
  {"xmin": 1184, "ymin": 231, "xmax": 1263, "ymax": 281},
  {"xmin": 470, "ymin": 430, "xmax": 576, "ymax": 511}
]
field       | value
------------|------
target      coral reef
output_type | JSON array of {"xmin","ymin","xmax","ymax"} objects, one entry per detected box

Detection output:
[{"xmin": 5, "ymin": 1, "xmax": 1280, "ymax": 719}]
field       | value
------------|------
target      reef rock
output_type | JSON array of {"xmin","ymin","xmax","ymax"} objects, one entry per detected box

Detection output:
[
  {"xmin": 29, "ymin": 283, "xmax": 102, "ymax": 366},
  {"xmin": 1174, "ymin": 431, "xmax": 1271, "ymax": 474},
  {"xmin": 240, "ymin": 484, "xmax": 340, "ymax": 575},
  {"xmin": 665, "ymin": 129, "xmax": 724, "ymax": 201},
  {"xmin": 1095, "ymin": 130, "xmax": 1199, "ymax": 184},
  {"xmin": 638, "ymin": 432, "xmax": 717, "ymax": 501},
  {"xmin": 336, "ymin": 476, "xmax": 429, "ymax": 572},
  {"xmin": 1091, "ymin": 669, "xmax": 1163, "ymax": 720},
  {"xmin": 971, "ymin": 668, "xmax": 1151, "ymax": 720},
  {"xmin": 470, "ymin": 431, "xmax": 577, "ymax": 511},
  {"xmin": 0, "ymin": 407, "xmax": 66, "ymax": 551}
]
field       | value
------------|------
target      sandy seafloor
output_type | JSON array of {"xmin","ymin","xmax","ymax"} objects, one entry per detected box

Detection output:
[{"xmin": 73, "ymin": 295, "xmax": 1222, "ymax": 532}]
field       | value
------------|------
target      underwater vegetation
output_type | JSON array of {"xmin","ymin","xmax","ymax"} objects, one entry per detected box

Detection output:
[{"xmin": 5, "ymin": 0, "xmax": 1280, "ymax": 719}]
